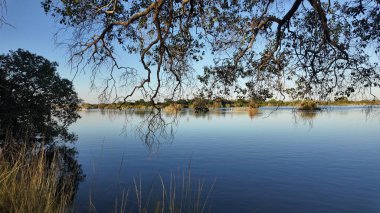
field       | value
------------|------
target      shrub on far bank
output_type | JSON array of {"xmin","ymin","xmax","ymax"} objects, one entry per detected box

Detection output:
[
  {"xmin": 212, "ymin": 100, "xmax": 222, "ymax": 109},
  {"xmin": 163, "ymin": 103, "xmax": 183, "ymax": 113},
  {"xmin": 191, "ymin": 98, "xmax": 209, "ymax": 113},
  {"xmin": 298, "ymin": 100, "xmax": 320, "ymax": 111},
  {"xmin": 248, "ymin": 100, "xmax": 259, "ymax": 108}
]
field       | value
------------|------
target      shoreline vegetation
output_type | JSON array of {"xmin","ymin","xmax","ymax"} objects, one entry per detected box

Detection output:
[
  {"xmin": 79, "ymin": 98, "xmax": 380, "ymax": 112},
  {"xmin": 0, "ymin": 139, "xmax": 214, "ymax": 213},
  {"xmin": 0, "ymin": 143, "xmax": 76, "ymax": 213}
]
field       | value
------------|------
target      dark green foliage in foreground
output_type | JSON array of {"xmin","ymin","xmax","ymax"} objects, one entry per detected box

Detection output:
[
  {"xmin": 0, "ymin": 50, "xmax": 84, "ymax": 212},
  {"xmin": 0, "ymin": 49, "xmax": 81, "ymax": 143}
]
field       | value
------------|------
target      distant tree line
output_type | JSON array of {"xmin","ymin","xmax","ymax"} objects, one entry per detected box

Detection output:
[{"xmin": 79, "ymin": 97, "xmax": 380, "ymax": 110}]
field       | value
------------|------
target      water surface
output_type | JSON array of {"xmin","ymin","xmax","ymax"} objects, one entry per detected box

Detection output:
[{"xmin": 71, "ymin": 107, "xmax": 380, "ymax": 212}]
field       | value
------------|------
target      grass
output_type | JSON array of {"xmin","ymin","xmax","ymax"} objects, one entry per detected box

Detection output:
[
  {"xmin": 0, "ymin": 142, "xmax": 76, "ymax": 213},
  {"xmin": 0, "ymin": 138, "xmax": 215, "ymax": 213},
  {"xmin": 111, "ymin": 168, "xmax": 216, "ymax": 213}
]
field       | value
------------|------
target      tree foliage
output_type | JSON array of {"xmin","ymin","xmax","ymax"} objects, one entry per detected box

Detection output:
[
  {"xmin": 42, "ymin": 0, "xmax": 380, "ymax": 102},
  {"xmin": 0, "ymin": 49, "xmax": 80, "ymax": 143}
]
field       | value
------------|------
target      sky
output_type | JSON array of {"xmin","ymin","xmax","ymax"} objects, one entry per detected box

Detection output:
[
  {"xmin": 1, "ymin": 1, "xmax": 379, "ymax": 103},
  {"xmin": 0, "ymin": 0, "xmax": 215, "ymax": 103},
  {"xmin": 0, "ymin": 1, "xmax": 100, "ymax": 102}
]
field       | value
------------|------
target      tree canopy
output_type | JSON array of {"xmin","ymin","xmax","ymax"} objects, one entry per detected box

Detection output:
[
  {"xmin": 42, "ymin": 0, "xmax": 380, "ymax": 103},
  {"xmin": 0, "ymin": 49, "xmax": 80, "ymax": 143}
]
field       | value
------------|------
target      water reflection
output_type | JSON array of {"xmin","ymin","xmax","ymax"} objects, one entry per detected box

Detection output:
[
  {"xmin": 0, "ymin": 140, "xmax": 84, "ymax": 211},
  {"xmin": 248, "ymin": 108, "xmax": 260, "ymax": 119},
  {"xmin": 90, "ymin": 106, "xmax": 380, "ymax": 152},
  {"xmin": 46, "ymin": 144, "xmax": 85, "ymax": 203},
  {"xmin": 210, "ymin": 109, "xmax": 228, "ymax": 117},
  {"xmin": 73, "ymin": 106, "xmax": 380, "ymax": 213},
  {"xmin": 98, "ymin": 109, "xmax": 180, "ymax": 151},
  {"xmin": 298, "ymin": 111, "xmax": 318, "ymax": 119},
  {"xmin": 294, "ymin": 110, "xmax": 318, "ymax": 128},
  {"xmin": 135, "ymin": 110, "xmax": 178, "ymax": 150}
]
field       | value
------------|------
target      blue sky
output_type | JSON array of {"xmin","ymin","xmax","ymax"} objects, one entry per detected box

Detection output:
[
  {"xmin": 1, "ymin": 1, "xmax": 379, "ymax": 102},
  {"xmin": 0, "ymin": 0, "xmax": 214, "ymax": 103},
  {"xmin": 0, "ymin": 1, "xmax": 99, "ymax": 102}
]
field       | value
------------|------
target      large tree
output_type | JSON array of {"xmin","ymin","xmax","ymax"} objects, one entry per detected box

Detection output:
[
  {"xmin": 0, "ymin": 49, "xmax": 80, "ymax": 143},
  {"xmin": 42, "ymin": 0, "xmax": 380, "ymax": 103}
]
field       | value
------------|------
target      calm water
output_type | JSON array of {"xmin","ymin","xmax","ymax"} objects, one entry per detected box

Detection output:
[{"xmin": 71, "ymin": 107, "xmax": 380, "ymax": 212}]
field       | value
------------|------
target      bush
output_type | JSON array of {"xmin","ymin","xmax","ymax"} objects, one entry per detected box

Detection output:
[
  {"xmin": 212, "ymin": 101, "xmax": 222, "ymax": 109},
  {"xmin": 192, "ymin": 98, "xmax": 209, "ymax": 113},
  {"xmin": 248, "ymin": 100, "xmax": 259, "ymax": 108},
  {"xmin": 298, "ymin": 100, "xmax": 320, "ymax": 110},
  {"xmin": 163, "ymin": 103, "xmax": 183, "ymax": 113},
  {"xmin": 0, "ymin": 49, "xmax": 80, "ymax": 143}
]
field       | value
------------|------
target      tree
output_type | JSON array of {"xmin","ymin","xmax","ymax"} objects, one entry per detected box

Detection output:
[
  {"xmin": 41, "ymin": 0, "xmax": 380, "ymax": 103},
  {"xmin": 0, "ymin": 49, "xmax": 80, "ymax": 143}
]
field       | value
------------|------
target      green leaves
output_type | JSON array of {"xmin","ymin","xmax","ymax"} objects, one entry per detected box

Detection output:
[
  {"xmin": 42, "ymin": 0, "xmax": 380, "ymax": 102},
  {"xmin": 0, "ymin": 49, "xmax": 80, "ymax": 143}
]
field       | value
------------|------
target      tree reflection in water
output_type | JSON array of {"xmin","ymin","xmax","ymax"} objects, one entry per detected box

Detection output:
[
  {"xmin": 0, "ymin": 132, "xmax": 84, "ymax": 212},
  {"xmin": 292, "ymin": 109, "xmax": 319, "ymax": 129}
]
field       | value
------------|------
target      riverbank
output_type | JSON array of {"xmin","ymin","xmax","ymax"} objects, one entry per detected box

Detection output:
[{"xmin": 79, "ymin": 99, "xmax": 380, "ymax": 111}]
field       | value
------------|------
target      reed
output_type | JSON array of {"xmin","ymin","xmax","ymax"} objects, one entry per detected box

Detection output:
[
  {"xmin": 0, "ymin": 141, "xmax": 76, "ymax": 213},
  {"xmin": 112, "ymin": 167, "xmax": 216, "ymax": 213},
  {"xmin": 0, "ymin": 136, "xmax": 214, "ymax": 213}
]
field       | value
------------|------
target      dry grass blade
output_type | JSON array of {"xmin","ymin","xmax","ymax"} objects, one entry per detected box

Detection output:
[{"xmin": 0, "ymin": 143, "xmax": 76, "ymax": 213}]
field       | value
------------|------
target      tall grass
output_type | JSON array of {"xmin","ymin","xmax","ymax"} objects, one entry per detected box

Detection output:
[
  {"xmin": 0, "ymin": 140, "xmax": 215, "ymax": 213},
  {"xmin": 112, "ymin": 168, "xmax": 216, "ymax": 213},
  {"xmin": 0, "ymin": 142, "xmax": 76, "ymax": 213}
]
